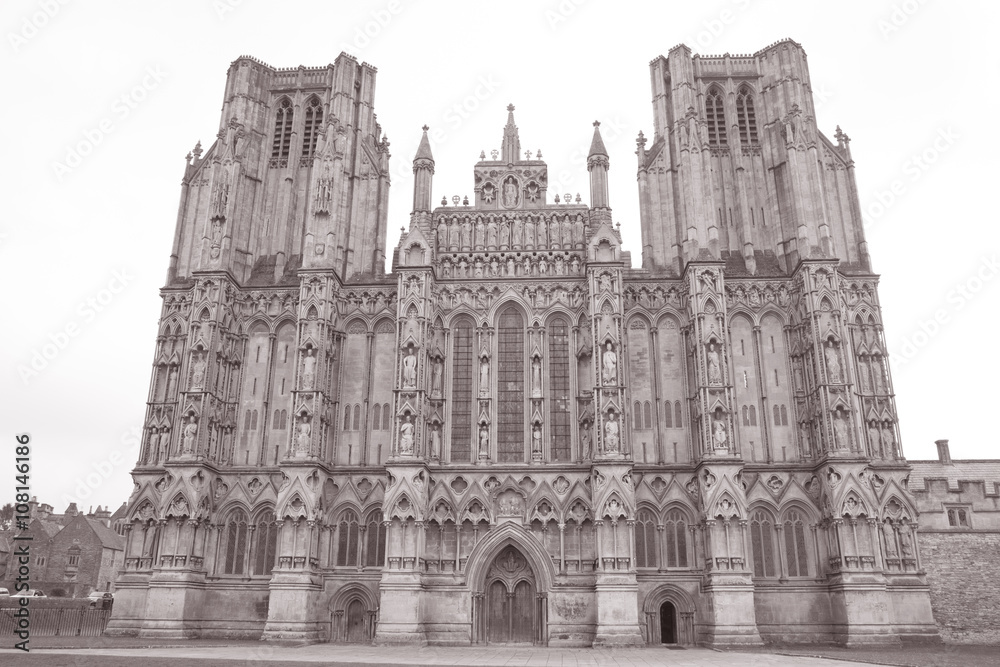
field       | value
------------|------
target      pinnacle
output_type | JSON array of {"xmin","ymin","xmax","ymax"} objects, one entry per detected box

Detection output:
[
  {"xmin": 588, "ymin": 121, "xmax": 608, "ymax": 158},
  {"xmin": 414, "ymin": 125, "xmax": 434, "ymax": 162}
]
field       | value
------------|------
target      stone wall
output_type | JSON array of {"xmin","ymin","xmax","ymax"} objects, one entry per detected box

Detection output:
[{"xmin": 919, "ymin": 530, "xmax": 1000, "ymax": 643}]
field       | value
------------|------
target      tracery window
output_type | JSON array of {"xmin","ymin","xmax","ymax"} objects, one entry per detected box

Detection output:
[
  {"xmin": 271, "ymin": 98, "xmax": 293, "ymax": 160},
  {"xmin": 497, "ymin": 307, "xmax": 525, "ymax": 462},
  {"xmin": 302, "ymin": 96, "xmax": 322, "ymax": 158},
  {"xmin": 252, "ymin": 511, "xmax": 278, "ymax": 576},
  {"xmin": 750, "ymin": 509, "xmax": 777, "ymax": 578},
  {"xmin": 450, "ymin": 318, "xmax": 474, "ymax": 462},
  {"xmin": 549, "ymin": 316, "xmax": 571, "ymax": 461},
  {"xmin": 222, "ymin": 509, "xmax": 249, "ymax": 575},
  {"xmin": 635, "ymin": 509, "xmax": 658, "ymax": 568},
  {"xmin": 736, "ymin": 85, "xmax": 758, "ymax": 144},
  {"xmin": 664, "ymin": 509, "xmax": 688, "ymax": 568},
  {"xmin": 706, "ymin": 88, "xmax": 726, "ymax": 146},
  {"xmin": 783, "ymin": 509, "xmax": 809, "ymax": 577},
  {"xmin": 337, "ymin": 510, "xmax": 360, "ymax": 566},
  {"xmin": 364, "ymin": 511, "xmax": 386, "ymax": 567}
]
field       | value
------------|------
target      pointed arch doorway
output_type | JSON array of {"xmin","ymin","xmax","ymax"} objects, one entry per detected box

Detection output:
[{"xmin": 484, "ymin": 545, "xmax": 536, "ymax": 645}]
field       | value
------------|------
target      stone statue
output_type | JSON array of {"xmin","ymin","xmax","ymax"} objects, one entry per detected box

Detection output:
[
  {"xmin": 873, "ymin": 362, "xmax": 886, "ymax": 393},
  {"xmin": 296, "ymin": 419, "xmax": 311, "ymax": 452},
  {"xmin": 707, "ymin": 344, "xmax": 722, "ymax": 385},
  {"xmin": 502, "ymin": 179, "xmax": 517, "ymax": 208},
  {"xmin": 147, "ymin": 430, "xmax": 160, "ymax": 464},
  {"xmin": 431, "ymin": 358, "xmax": 443, "ymax": 396},
  {"xmin": 437, "ymin": 222, "xmax": 447, "ymax": 248},
  {"xmin": 601, "ymin": 342, "xmax": 617, "ymax": 385},
  {"xmin": 882, "ymin": 521, "xmax": 897, "ymax": 558},
  {"xmin": 524, "ymin": 217, "xmax": 535, "ymax": 247},
  {"xmin": 531, "ymin": 357, "xmax": 542, "ymax": 396},
  {"xmin": 858, "ymin": 360, "xmax": 871, "ymax": 392},
  {"xmin": 499, "ymin": 219, "xmax": 510, "ymax": 247},
  {"xmin": 898, "ymin": 522, "xmax": 913, "ymax": 557},
  {"xmin": 604, "ymin": 412, "xmax": 620, "ymax": 453},
  {"xmin": 799, "ymin": 422, "xmax": 811, "ymax": 454},
  {"xmin": 479, "ymin": 425, "xmax": 489, "ymax": 454},
  {"xmin": 600, "ymin": 273, "xmax": 612, "ymax": 293},
  {"xmin": 713, "ymin": 419, "xmax": 727, "ymax": 449},
  {"xmin": 881, "ymin": 424, "xmax": 897, "ymax": 458},
  {"xmin": 402, "ymin": 347, "xmax": 417, "ymax": 388},
  {"xmin": 868, "ymin": 422, "xmax": 882, "ymax": 457},
  {"xmin": 166, "ymin": 366, "xmax": 178, "ymax": 398},
  {"xmin": 479, "ymin": 358, "xmax": 490, "ymax": 396},
  {"xmin": 430, "ymin": 424, "xmax": 441, "ymax": 460},
  {"xmin": 475, "ymin": 218, "xmax": 485, "ymax": 248},
  {"xmin": 511, "ymin": 218, "xmax": 522, "ymax": 247},
  {"xmin": 562, "ymin": 218, "xmax": 572, "ymax": 246},
  {"xmin": 183, "ymin": 416, "xmax": 198, "ymax": 453},
  {"xmin": 399, "ymin": 416, "xmax": 414, "ymax": 454},
  {"xmin": 834, "ymin": 412, "xmax": 849, "ymax": 450},
  {"xmin": 532, "ymin": 424, "xmax": 542, "ymax": 454},
  {"xmin": 580, "ymin": 422, "xmax": 592, "ymax": 458},
  {"xmin": 302, "ymin": 348, "xmax": 316, "ymax": 389},
  {"xmin": 825, "ymin": 341, "xmax": 842, "ymax": 383},
  {"xmin": 573, "ymin": 215, "xmax": 584, "ymax": 245},
  {"xmin": 487, "ymin": 220, "xmax": 498, "ymax": 247},
  {"xmin": 191, "ymin": 353, "xmax": 207, "ymax": 390},
  {"xmin": 461, "ymin": 219, "xmax": 472, "ymax": 248},
  {"xmin": 449, "ymin": 220, "xmax": 460, "ymax": 247}
]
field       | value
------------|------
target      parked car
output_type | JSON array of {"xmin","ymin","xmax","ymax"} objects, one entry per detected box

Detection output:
[
  {"xmin": 86, "ymin": 592, "xmax": 114, "ymax": 608},
  {"xmin": 0, "ymin": 588, "xmax": 9, "ymax": 596},
  {"xmin": 18, "ymin": 590, "xmax": 45, "ymax": 598}
]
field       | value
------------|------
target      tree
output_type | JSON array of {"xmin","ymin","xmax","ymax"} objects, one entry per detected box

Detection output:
[{"xmin": 0, "ymin": 503, "xmax": 13, "ymax": 530}]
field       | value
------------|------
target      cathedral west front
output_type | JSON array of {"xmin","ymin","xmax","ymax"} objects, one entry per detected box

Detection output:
[{"xmin": 107, "ymin": 40, "xmax": 944, "ymax": 647}]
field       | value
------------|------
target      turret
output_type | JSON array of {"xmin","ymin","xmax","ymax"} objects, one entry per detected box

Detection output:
[
  {"xmin": 412, "ymin": 125, "xmax": 435, "ymax": 214},
  {"xmin": 588, "ymin": 121, "xmax": 610, "ymax": 210}
]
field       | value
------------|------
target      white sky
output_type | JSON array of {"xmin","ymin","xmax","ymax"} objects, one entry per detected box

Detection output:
[{"xmin": 2, "ymin": 0, "xmax": 998, "ymax": 513}]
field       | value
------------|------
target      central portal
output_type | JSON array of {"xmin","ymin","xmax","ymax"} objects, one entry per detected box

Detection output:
[{"xmin": 485, "ymin": 546, "xmax": 536, "ymax": 644}]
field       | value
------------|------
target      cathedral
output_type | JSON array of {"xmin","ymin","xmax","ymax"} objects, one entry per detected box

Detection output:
[{"xmin": 107, "ymin": 40, "xmax": 943, "ymax": 646}]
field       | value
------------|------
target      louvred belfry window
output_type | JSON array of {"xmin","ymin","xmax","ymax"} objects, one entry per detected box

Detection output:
[
  {"xmin": 706, "ymin": 88, "xmax": 727, "ymax": 146},
  {"xmin": 271, "ymin": 98, "xmax": 293, "ymax": 160},
  {"xmin": 736, "ymin": 85, "xmax": 758, "ymax": 144},
  {"xmin": 303, "ymin": 97, "xmax": 322, "ymax": 157}
]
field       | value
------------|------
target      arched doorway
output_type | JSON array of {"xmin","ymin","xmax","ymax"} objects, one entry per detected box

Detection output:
[
  {"xmin": 346, "ymin": 599, "xmax": 367, "ymax": 643},
  {"xmin": 485, "ymin": 546, "xmax": 536, "ymax": 644},
  {"xmin": 659, "ymin": 601, "xmax": 677, "ymax": 644}
]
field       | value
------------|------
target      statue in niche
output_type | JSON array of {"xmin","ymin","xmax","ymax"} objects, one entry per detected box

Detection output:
[
  {"xmin": 211, "ymin": 217, "xmax": 223, "ymax": 246},
  {"xmin": 296, "ymin": 419, "xmax": 311, "ymax": 452},
  {"xmin": 475, "ymin": 218, "xmax": 485, "ymax": 248},
  {"xmin": 449, "ymin": 220, "xmax": 460, "ymax": 248},
  {"xmin": 833, "ymin": 412, "xmax": 850, "ymax": 449},
  {"xmin": 166, "ymin": 366, "xmax": 178, "ymax": 398},
  {"xmin": 713, "ymin": 418, "xmax": 728, "ymax": 449},
  {"xmin": 147, "ymin": 430, "xmax": 160, "ymax": 464},
  {"xmin": 604, "ymin": 412, "xmax": 620, "ymax": 453},
  {"xmin": 562, "ymin": 217, "xmax": 572, "ymax": 246},
  {"xmin": 873, "ymin": 361, "xmax": 886, "ymax": 393},
  {"xmin": 461, "ymin": 219, "xmax": 472, "ymax": 248},
  {"xmin": 538, "ymin": 256, "xmax": 548, "ymax": 275},
  {"xmin": 882, "ymin": 521, "xmax": 897, "ymax": 558},
  {"xmin": 570, "ymin": 256, "xmax": 581, "ymax": 273},
  {"xmin": 430, "ymin": 424, "xmax": 442, "ymax": 460},
  {"xmin": 868, "ymin": 422, "xmax": 882, "ymax": 457},
  {"xmin": 437, "ymin": 223, "xmax": 447, "ymax": 249},
  {"xmin": 532, "ymin": 424, "xmax": 542, "ymax": 454},
  {"xmin": 402, "ymin": 346, "xmax": 417, "ymax": 388},
  {"xmin": 602, "ymin": 342, "xmax": 617, "ymax": 385},
  {"xmin": 858, "ymin": 360, "xmax": 871, "ymax": 392},
  {"xmin": 522, "ymin": 255, "xmax": 532, "ymax": 277},
  {"xmin": 487, "ymin": 219, "xmax": 498, "ymax": 247},
  {"xmin": 431, "ymin": 358, "xmax": 443, "ymax": 396},
  {"xmin": 898, "ymin": 522, "xmax": 913, "ymax": 556},
  {"xmin": 182, "ymin": 416, "xmax": 198, "ymax": 454},
  {"xmin": 707, "ymin": 343, "xmax": 722, "ymax": 385},
  {"xmin": 479, "ymin": 425, "xmax": 489, "ymax": 455},
  {"xmin": 489, "ymin": 257, "xmax": 500, "ymax": 276},
  {"xmin": 524, "ymin": 216, "xmax": 535, "ymax": 247},
  {"xmin": 600, "ymin": 273, "xmax": 612, "ymax": 293},
  {"xmin": 479, "ymin": 358, "xmax": 490, "ymax": 396},
  {"xmin": 302, "ymin": 348, "xmax": 316, "ymax": 389},
  {"xmin": 881, "ymin": 424, "xmax": 897, "ymax": 457},
  {"xmin": 506, "ymin": 256, "xmax": 516, "ymax": 276},
  {"xmin": 502, "ymin": 178, "xmax": 518, "ymax": 208},
  {"xmin": 190, "ymin": 353, "xmax": 207, "ymax": 390},
  {"xmin": 499, "ymin": 219, "xmax": 510, "ymax": 247},
  {"xmin": 531, "ymin": 358, "xmax": 542, "ymax": 397},
  {"xmin": 399, "ymin": 415, "xmax": 414, "ymax": 454},
  {"xmin": 825, "ymin": 340, "xmax": 842, "ymax": 383},
  {"xmin": 573, "ymin": 215, "xmax": 584, "ymax": 245},
  {"xmin": 580, "ymin": 421, "xmax": 592, "ymax": 458},
  {"xmin": 512, "ymin": 218, "xmax": 523, "ymax": 247}
]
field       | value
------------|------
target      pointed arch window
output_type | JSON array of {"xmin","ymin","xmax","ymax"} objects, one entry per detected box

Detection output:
[
  {"xmin": 337, "ymin": 510, "xmax": 360, "ymax": 566},
  {"xmin": 705, "ymin": 88, "xmax": 727, "ymax": 146},
  {"xmin": 736, "ymin": 85, "xmax": 758, "ymax": 144},
  {"xmin": 373, "ymin": 404, "xmax": 382, "ymax": 432},
  {"xmin": 783, "ymin": 509, "xmax": 810, "ymax": 577},
  {"xmin": 302, "ymin": 97, "xmax": 322, "ymax": 158},
  {"xmin": 549, "ymin": 316, "xmax": 571, "ymax": 461},
  {"xmin": 497, "ymin": 306, "xmax": 526, "ymax": 462},
  {"xmin": 271, "ymin": 98, "xmax": 293, "ymax": 161},
  {"xmin": 222, "ymin": 509, "xmax": 249, "ymax": 575},
  {"xmin": 664, "ymin": 509, "xmax": 688, "ymax": 568},
  {"xmin": 252, "ymin": 511, "xmax": 277, "ymax": 576},
  {"xmin": 750, "ymin": 509, "xmax": 777, "ymax": 578},
  {"xmin": 634, "ymin": 509, "xmax": 658, "ymax": 568},
  {"xmin": 674, "ymin": 401, "xmax": 683, "ymax": 427},
  {"xmin": 364, "ymin": 511, "xmax": 386, "ymax": 567},
  {"xmin": 450, "ymin": 317, "xmax": 475, "ymax": 462},
  {"xmin": 664, "ymin": 401, "xmax": 673, "ymax": 428}
]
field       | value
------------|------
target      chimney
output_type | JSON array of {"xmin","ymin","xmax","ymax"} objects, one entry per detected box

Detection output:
[
  {"xmin": 935, "ymin": 439, "xmax": 951, "ymax": 464},
  {"xmin": 94, "ymin": 506, "xmax": 112, "ymax": 527},
  {"xmin": 28, "ymin": 496, "xmax": 38, "ymax": 518}
]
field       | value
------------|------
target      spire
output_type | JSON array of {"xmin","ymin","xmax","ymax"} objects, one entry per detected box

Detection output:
[
  {"xmin": 588, "ymin": 120, "xmax": 608, "ymax": 158},
  {"xmin": 414, "ymin": 124, "xmax": 434, "ymax": 163},
  {"xmin": 501, "ymin": 103, "xmax": 521, "ymax": 164}
]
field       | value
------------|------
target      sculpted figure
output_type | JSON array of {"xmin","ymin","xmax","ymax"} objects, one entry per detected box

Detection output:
[
  {"xmin": 487, "ymin": 219, "xmax": 498, "ymax": 247},
  {"xmin": 166, "ymin": 366, "xmax": 178, "ymax": 398},
  {"xmin": 402, "ymin": 347, "xmax": 417, "ymax": 388},
  {"xmin": 532, "ymin": 424, "xmax": 542, "ymax": 454},
  {"xmin": 882, "ymin": 521, "xmax": 897, "ymax": 558},
  {"xmin": 713, "ymin": 419, "xmax": 727, "ymax": 448},
  {"xmin": 461, "ymin": 219, "xmax": 472, "ymax": 248},
  {"xmin": 183, "ymin": 416, "xmax": 198, "ymax": 453},
  {"xmin": 191, "ymin": 353, "xmax": 207, "ymax": 390},
  {"xmin": 431, "ymin": 358, "xmax": 443, "ymax": 395},
  {"xmin": 479, "ymin": 358, "xmax": 490, "ymax": 396},
  {"xmin": 302, "ymin": 348, "xmax": 316, "ymax": 389},
  {"xmin": 479, "ymin": 425, "xmax": 489, "ymax": 454},
  {"xmin": 833, "ymin": 413, "xmax": 850, "ymax": 450},
  {"xmin": 580, "ymin": 422, "xmax": 592, "ymax": 458},
  {"xmin": 512, "ymin": 218, "xmax": 523, "ymax": 247},
  {"xmin": 430, "ymin": 424, "xmax": 442, "ymax": 459},
  {"xmin": 399, "ymin": 416, "xmax": 414, "ymax": 454},
  {"xmin": 868, "ymin": 422, "xmax": 882, "ymax": 457},
  {"xmin": 531, "ymin": 357, "xmax": 542, "ymax": 396},
  {"xmin": 825, "ymin": 341, "xmax": 842, "ymax": 383},
  {"xmin": 602, "ymin": 342, "xmax": 617, "ymax": 385},
  {"xmin": 503, "ymin": 179, "xmax": 517, "ymax": 208},
  {"xmin": 296, "ymin": 420, "xmax": 311, "ymax": 451},
  {"xmin": 524, "ymin": 216, "xmax": 535, "ymax": 247},
  {"xmin": 604, "ymin": 413, "xmax": 620, "ymax": 453},
  {"xmin": 707, "ymin": 344, "xmax": 722, "ymax": 385}
]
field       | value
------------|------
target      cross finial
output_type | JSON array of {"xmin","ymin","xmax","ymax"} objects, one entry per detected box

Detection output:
[
  {"xmin": 421, "ymin": 124, "xmax": 429, "ymax": 132},
  {"xmin": 525, "ymin": 150, "xmax": 532, "ymax": 159},
  {"xmin": 507, "ymin": 103, "xmax": 515, "ymax": 112},
  {"xmin": 593, "ymin": 120, "xmax": 601, "ymax": 128}
]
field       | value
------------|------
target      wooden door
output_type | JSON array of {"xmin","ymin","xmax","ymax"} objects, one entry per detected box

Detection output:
[
  {"xmin": 660, "ymin": 601, "xmax": 676, "ymax": 644},
  {"xmin": 346, "ymin": 599, "xmax": 366, "ymax": 643},
  {"xmin": 511, "ymin": 580, "xmax": 534, "ymax": 644},
  {"xmin": 487, "ymin": 580, "xmax": 508, "ymax": 643}
]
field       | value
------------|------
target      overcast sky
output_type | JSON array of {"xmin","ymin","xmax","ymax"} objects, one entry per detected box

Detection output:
[{"xmin": 2, "ymin": 0, "xmax": 997, "ymax": 512}]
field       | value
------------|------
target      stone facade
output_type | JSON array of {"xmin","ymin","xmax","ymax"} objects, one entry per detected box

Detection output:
[{"xmin": 108, "ymin": 41, "xmax": 945, "ymax": 646}]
